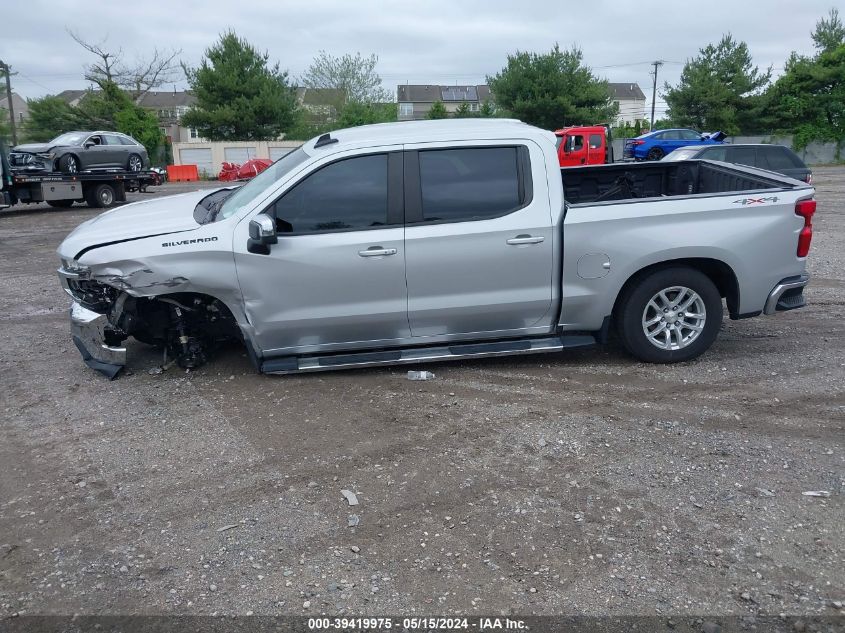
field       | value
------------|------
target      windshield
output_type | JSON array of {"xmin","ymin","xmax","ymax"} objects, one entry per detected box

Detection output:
[
  {"xmin": 51, "ymin": 132, "xmax": 88, "ymax": 146},
  {"xmin": 216, "ymin": 148, "xmax": 310, "ymax": 220}
]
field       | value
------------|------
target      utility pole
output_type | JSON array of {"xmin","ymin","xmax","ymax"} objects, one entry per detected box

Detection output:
[
  {"xmin": 0, "ymin": 59, "xmax": 18, "ymax": 145},
  {"xmin": 649, "ymin": 60, "xmax": 663, "ymax": 132}
]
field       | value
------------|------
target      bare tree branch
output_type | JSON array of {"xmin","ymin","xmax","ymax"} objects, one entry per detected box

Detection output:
[
  {"xmin": 68, "ymin": 30, "xmax": 182, "ymax": 99},
  {"xmin": 68, "ymin": 29, "xmax": 122, "ymax": 87}
]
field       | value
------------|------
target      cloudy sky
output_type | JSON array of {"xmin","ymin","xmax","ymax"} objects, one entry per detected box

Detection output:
[{"xmin": 3, "ymin": 0, "xmax": 835, "ymax": 118}]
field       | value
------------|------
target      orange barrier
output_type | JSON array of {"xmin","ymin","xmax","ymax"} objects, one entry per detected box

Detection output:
[{"xmin": 167, "ymin": 164, "xmax": 200, "ymax": 182}]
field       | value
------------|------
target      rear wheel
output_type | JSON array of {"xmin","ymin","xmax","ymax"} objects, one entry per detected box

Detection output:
[
  {"xmin": 616, "ymin": 267, "xmax": 722, "ymax": 363},
  {"xmin": 85, "ymin": 183, "xmax": 116, "ymax": 208},
  {"xmin": 58, "ymin": 154, "xmax": 79, "ymax": 174},
  {"xmin": 646, "ymin": 147, "xmax": 664, "ymax": 161},
  {"xmin": 127, "ymin": 153, "xmax": 143, "ymax": 172},
  {"xmin": 47, "ymin": 199, "xmax": 75, "ymax": 208}
]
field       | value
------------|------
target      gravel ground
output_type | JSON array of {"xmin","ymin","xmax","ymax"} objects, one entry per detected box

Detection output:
[{"xmin": 0, "ymin": 173, "xmax": 842, "ymax": 619}]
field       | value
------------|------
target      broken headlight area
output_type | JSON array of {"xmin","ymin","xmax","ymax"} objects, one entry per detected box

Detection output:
[{"xmin": 67, "ymin": 278, "xmax": 119, "ymax": 313}]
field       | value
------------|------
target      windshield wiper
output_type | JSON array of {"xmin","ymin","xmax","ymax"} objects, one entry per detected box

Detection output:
[{"xmin": 197, "ymin": 190, "xmax": 234, "ymax": 224}]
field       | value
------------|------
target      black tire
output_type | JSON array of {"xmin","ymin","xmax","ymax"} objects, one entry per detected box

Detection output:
[
  {"xmin": 616, "ymin": 266, "xmax": 722, "ymax": 363},
  {"xmin": 47, "ymin": 199, "xmax": 75, "ymax": 208},
  {"xmin": 85, "ymin": 184, "xmax": 116, "ymax": 209},
  {"xmin": 646, "ymin": 147, "xmax": 664, "ymax": 161},
  {"xmin": 127, "ymin": 153, "xmax": 143, "ymax": 172},
  {"xmin": 58, "ymin": 154, "xmax": 80, "ymax": 174}
]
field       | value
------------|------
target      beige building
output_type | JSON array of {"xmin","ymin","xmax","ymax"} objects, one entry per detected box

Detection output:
[{"xmin": 608, "ymin": 83, "xmax": 647, "ymax": 126}]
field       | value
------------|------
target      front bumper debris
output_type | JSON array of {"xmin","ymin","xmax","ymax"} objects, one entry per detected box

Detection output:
[
  {"xmin": 70, "ymin": 301, "xmax": 126, "ymax": 379},
  {"xmin": 763, "ymin": 273, "xmax": 810, "ymax": 315}
]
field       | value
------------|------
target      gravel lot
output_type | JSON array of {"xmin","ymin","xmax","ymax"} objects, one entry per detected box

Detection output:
[{"xmin": 0, "ymin": 171, "xmax": 842, "ymax": 620}]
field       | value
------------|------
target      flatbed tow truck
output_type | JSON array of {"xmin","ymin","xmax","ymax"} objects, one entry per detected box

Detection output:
[{"xmin": 1, "ymin": 140, "xmax": 158, "ymax": 210}]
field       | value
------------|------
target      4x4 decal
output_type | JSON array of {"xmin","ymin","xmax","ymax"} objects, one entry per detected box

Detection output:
[{"xmin": 732, "ymin": 196, "xmax": 779, "ymax": 205}]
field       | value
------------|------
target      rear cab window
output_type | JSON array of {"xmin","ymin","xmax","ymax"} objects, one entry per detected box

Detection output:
[{"xmin": 760, "ymin": 146, "xmax": 806, "ymax": 170}]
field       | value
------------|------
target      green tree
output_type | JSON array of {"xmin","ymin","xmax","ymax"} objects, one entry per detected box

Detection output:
[
  {"xmin": 812, "ymin": 8, "xmax": 845, "ymax": 53},
  {"xmin": 23, "ymin": 96, "xmax": 85, "ymax": 142},
  {"xmin": 765, "ymin": 45, "xmax": 845, "ymax": 148},
  {"xmin": 337, "ymin": 101, "xmax": 397, "ymax": 127},
  {"xmin": 427, "ymin": 101, "xmax": 448, "ymax": 119},
  {"xmin": 664, "ymin": 34, "xmax": 771, "ymax": 135},
  {"xmin": 454, "ymin": 102, "xmax": 472, "ymax": 118},
  {"xmin": 182, "ymin": 31, "xmax": 298, "ymax": 141},
  {"xmin": 478, "ymin": 100, "xmax": 497, "ymax": 118},
  {"xmin": 301, "ymin": 51, "xmax": 391, "ymax": 104},
  {"xmin": 487, "ymin": 44, "xmax": 617, "ymax": 129}
]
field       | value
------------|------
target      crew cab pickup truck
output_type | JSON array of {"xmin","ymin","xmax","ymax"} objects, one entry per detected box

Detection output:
[{"xmin": 57, "ymin": 119, "xmax": 815, "ymax": 378}]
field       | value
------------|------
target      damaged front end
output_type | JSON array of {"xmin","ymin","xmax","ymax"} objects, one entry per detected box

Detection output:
[{"xmin": 59, "ymin": 262, "xmax": 240, "ymax": 379}]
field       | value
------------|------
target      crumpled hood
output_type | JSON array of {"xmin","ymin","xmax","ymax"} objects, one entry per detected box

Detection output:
[
  {"xmin": 12, "ymin": 142, "xmax": 54, "ymax": 154},
  {"xmin": 59, "ymin": 188, "xmax": 224, "ymax": 260}
]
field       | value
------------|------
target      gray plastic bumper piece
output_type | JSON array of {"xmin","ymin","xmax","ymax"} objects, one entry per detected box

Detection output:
[{"xmin": 70, "ymin": 301, "xmax": 126, "ymax": 379}]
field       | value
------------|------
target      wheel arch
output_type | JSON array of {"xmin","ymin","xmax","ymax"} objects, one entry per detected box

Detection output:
[
  {"xmin": 612, "ymin": 257, "xmax": 740, "ymax": 319},
  {"xmin": 56, "ymin": 151, "xmax": 79, "ymax": 171}
]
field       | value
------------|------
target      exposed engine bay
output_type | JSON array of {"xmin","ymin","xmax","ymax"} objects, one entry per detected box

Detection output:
[{"xmin": 66, "ymin": 278, "xmax": 241, "ymax": 372}]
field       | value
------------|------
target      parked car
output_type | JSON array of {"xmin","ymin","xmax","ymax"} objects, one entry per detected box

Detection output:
[
  {"xmin": 624, "ymin": 128, "xmax": 725, "ymax": 161},
  {"xmin": 662, "ymin": 143, "xmax": 812, "ymax": 183},
  {"xmin": 57, "ymin": 119, "xmax": 815, "ymax": 379},
  {"xmin": 554, "ymin": 125, "xmax": 613, "ymax": 166},
  {"xmin": 11, "ymin": 131, "xmax": 149, "ymax": 174}
]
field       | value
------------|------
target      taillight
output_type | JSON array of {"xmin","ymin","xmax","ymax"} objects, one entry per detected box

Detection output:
[
  {"xmin": 805, "ymin": 173, "xmax": 812, "ymax": 184},
  {"xmin": 631, "ymin": 140, "xmax": 645, "ymax": 145},
  {"xmin": 795, "ymin": 199, "xmax": 816, "ymax": 257}
]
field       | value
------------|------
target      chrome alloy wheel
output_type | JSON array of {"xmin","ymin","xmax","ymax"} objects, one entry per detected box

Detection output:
[
  {"xmin": 128, "ymin": 154, "xmax": 143, "ymax": 171},
  {"xmin": 642, "ymin": 286, "xmax": 706, "ymax": 351}
]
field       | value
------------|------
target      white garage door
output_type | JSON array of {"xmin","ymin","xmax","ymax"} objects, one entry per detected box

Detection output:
[
  {"xmin": 179, "ymin": 148, "xmax": 213, "ymax": 178},
  {"xmin": 269, "ymin": 147, "xmax": 294, "ymax": 161},
  {"xmin": 224, "ymin": 147, "xmax": 257, "ymax": 164}
]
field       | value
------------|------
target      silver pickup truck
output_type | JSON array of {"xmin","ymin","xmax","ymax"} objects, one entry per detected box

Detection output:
[{"xmin": 57, "ymin": 120, "xmax": 816, "ymax": 378}]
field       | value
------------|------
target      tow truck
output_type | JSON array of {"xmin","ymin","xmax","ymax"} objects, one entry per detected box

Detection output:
[
  {"xmin": 554, "ymin": 124, "xmax": 614, "ymax": 167},
  {"xmin": 1, "ymin": 139, "xmax": 158, "ymax": 210}
]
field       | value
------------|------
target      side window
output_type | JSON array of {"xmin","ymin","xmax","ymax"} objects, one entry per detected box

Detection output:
[
  {"xmin": 727, "ymin": 147, "xmax": 756, "ymax": 166},
  {"xmin": 119, "ymin": 136, "xmax": 137, "ymax": 146},
  {"xmin": 651, "ymin": 132, "xmax": 665, "ymax": 140},
  {"xmin": 271, "ymin": 154, "xmax": 388, "ymax": 233},
  {"xmin": 571, "ymin": 135, "xmax": 584, "ymax": 151},
  {"xmin": 762, "ymin": 146, "xmax": 798, "ymax": 170},
  {"xmin": 418, "ymin": 147, "xmax": 525, "ymax": 223},
  {"xmin": 588, "ymin": 134, "xmax": 603, "ymax": 149},
  {"xmin": 104, "ymin": 134, "xmax": 124, "ymax": 145},
  {"xmin": 86, "ymin": 135, "xmax": 103, "ymax": 145},
  {"xmin": 680, "ymin": 130, "xmax": 701, "ymax": 140}
]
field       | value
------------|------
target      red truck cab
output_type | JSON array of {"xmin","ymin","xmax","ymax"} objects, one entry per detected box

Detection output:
[{"xmin": 555, "ymin": 125, "xmax": 612, "ymax": 167}]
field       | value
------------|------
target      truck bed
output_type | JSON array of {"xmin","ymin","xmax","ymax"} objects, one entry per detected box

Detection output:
[{"xmin": 560, "ymin": 160, "xmax": 798, "ymax": 205}]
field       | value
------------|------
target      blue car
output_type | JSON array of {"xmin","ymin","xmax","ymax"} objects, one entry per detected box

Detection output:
[{"xmin": 623, "ymin": 129, "xmax": 725, "ymax": 161}]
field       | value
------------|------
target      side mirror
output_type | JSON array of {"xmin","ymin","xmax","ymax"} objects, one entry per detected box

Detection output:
[
  {"xmin": 84, "ymin": 142, "xmax": 96, "ymax": 149},
  {"xmin": 567, "ymin": 136, "xmax": 577, "ymax": 153},
  {"xmin": 247, "ymin": 213, "xmax": 277, "ymax": 255}
]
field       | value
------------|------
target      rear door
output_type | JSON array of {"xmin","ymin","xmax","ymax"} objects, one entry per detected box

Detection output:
[
  {"xmin": 725, "ymin": 146, "xmax": 757, "ymax": 167},
  {"xmin": 403, "ymin": 142, "xmax": 554, "ymax": 339},
  {"xmin": 103, "ymin": 134, "xmax": 128, "ymax": 167}
]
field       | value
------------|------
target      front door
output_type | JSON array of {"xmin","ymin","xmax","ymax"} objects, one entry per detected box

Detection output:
[
  {"xmin": 403, "ymin": 142, "xmax": 554, "ymax": 339},
  {"xmin": 233, "ymin": 150, "xmax": 409, "ymax": 355}
]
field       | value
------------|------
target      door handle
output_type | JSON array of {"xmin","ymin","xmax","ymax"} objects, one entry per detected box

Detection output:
[
  {"xmin": 358, "ymin": 246, "xmax": 398, "ymax": 257},
  {"xmin": 506, "ymin": 235, "xmax": 545, "ymax": 245}
]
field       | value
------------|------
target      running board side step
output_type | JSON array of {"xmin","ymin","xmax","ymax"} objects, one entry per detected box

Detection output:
[{"xmin": 261, "ymin": 334, "xmax": 596, "ymax": 375}]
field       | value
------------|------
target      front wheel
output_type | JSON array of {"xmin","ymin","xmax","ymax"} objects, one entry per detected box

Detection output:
[
  {"xmin": 58, "ymin": 154, "xmax": 79, "ymax": 174},
  {"xmin": 616, "ymin": 267, "xmax": 722, "ymax": 363}
]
